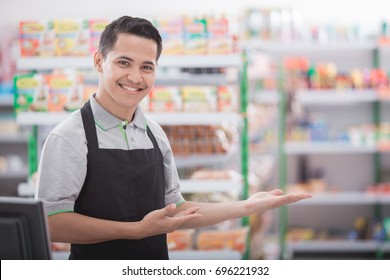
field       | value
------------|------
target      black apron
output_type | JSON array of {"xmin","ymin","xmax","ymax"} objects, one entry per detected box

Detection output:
[{"xmin": 69, "ymin": 100, "xmax": 169, "ymax": 260}]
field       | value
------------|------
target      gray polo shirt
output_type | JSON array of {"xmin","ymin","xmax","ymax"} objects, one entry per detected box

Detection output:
[{"xmin": 35, "ymin": 96, "xmax": 184, "ymax": 215}]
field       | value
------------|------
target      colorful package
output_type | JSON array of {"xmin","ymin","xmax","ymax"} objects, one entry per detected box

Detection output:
[
  {"xmin": 182, "ymin": 85, "xmax": 217, "ymax": 112},
  {"xmin": 63, "ymin": 76, "xmax": 84, "ymax": 111},
  {"xmin": 184, "ymin": 17, "xmax": 208, "ymax": 55},
  {"xmin": 53, "ymin": 19, "xmax": 90, "ymax": 56},
  {"xmin": 156, "ymin": 18, "xmax": 185, "ymax": 55},
  {"xmin": 14, "ymin": 73, "xmax": 48, "ymax": 112},
  {"xmin": 19, "ymin": 21, "xmax": 55, "ymax": 57},
  {"xmin": 48, "ymin": 73, "xmax": 78, "ymax": 111},
  {"xmin": 89, "ymin": 19, "xmax": 110, "ymax": 54},
  {"xmin": 149, "ymin": 86, "xmax": 181, "ymax": 112},
  {"xmin": 207, "ymin": 17, "xmax": 233, "ymax": 54},
  {"xmin": 217, "ymin": 85, "xmax": 237, "ymax": 112}
]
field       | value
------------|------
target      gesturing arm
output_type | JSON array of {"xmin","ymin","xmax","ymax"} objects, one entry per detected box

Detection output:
[
  {"xmin": 48, "ymin": 204, "xmax": 201, "ymax": 244},
  {"xmin": 174, "ymin": 189, "xmax": 311, "ymax": 229}
]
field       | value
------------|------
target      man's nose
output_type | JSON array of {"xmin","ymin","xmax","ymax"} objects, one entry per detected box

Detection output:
[{"xmin": 126, "ymin": 69, "xmax": 142, "ymax": 83}]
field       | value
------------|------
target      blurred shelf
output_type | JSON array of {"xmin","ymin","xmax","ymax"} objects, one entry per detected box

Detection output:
[
  {"xmin": 175, "ymin": 149, "xmax": 238, "ymax": 168},
  {"xmin": 296, "ymin": 89, "xmax": 377, "ymax": 105},
  {"xmin": 17, "ymin": 54, "xmax": 241, "ymax": 71},
  {"xmin": 156, "ymin": 73, "xmax": 233, "ymax": 85},
  {"xmin": 0, "ymin": 170, "xmax": 28, "ymax": 180},
  {"xmin": 287, "ymin": 240, "xmax": 379, "ymax": 253},
  {"xmin": 285, "ymin": 142, "xmax": 376, "ymax": 154},
  {"xmin": 17, "ymin": 179, "xmax": 242, "ymax": 196},
  {"xmin": 169, "ymin": 250, "xmax": 241, "ymax": 260},
  {"xmin": 242, "ymin": 40, "xmax": 376, "ymax": 52},
  {"xmin": 159, "ymin": 54, "xmax": 242, "ymax": 68},
  {"xmin": 251, "ymin": 90, "xmax": 279, "ymax": 104},
  {"xmin": 292, "ymin": 192, "xmax": 378, "ymax": 205},
  {"xmin": 180, "ymin": 179, "xmax": 241, "ymax": 193},
  {"xmin": 147, "ymin": 112, "xmax": 241, "ymax": 125},
  {"xmin": 17, "ymin": 56, "xmax": 93, "ymax": 70},
  {"xmin": 16, "ymin": 112, "xmax": 71, "ymax": 126},
  {"xmin": 0, "ymin": 134, "xmax": 28, "ymax": 143},
  {"xmin": 16, "ymin": 111, "xmax": 241, "ymax": 126}
]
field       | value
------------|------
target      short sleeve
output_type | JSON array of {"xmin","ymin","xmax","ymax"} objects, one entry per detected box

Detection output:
[{"xmin": 35, "ymin": 133, "xmax": 87, "ymax": 215}]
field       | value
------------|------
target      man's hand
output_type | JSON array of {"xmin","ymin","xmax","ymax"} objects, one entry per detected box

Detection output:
[
  {"xmin": 244, "ymin": 189, "xmax": 312, "ymax": 216},
  {"xmin": 138, "ymin": 204, "xmax": 201, "ymax": 238}
]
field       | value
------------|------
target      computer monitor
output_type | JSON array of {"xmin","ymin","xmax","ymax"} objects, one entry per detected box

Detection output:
[{"xmin": 0, "ymin": 196, "xmax": 52, "ymax": 260}]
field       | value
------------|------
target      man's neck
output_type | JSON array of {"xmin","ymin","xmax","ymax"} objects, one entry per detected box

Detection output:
[{"xmin": 94, "ymin": 93, "xmax": 135, "ymax": 122}]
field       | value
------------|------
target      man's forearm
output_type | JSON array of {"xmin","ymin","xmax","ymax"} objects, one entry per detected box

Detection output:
[
  {"xmin": 175, "ymin": 201, "xmax": 248, "ymax": 229},
  {"xmin": 48, "ymin": 212, "xmax": 143, "ymax": 244}
]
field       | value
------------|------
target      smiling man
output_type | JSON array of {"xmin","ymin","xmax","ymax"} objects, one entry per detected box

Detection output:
[{"xmin": 36, "ymin": 16, "xmax": 311, "ymax": 260}]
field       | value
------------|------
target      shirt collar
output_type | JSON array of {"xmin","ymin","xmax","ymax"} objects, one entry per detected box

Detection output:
[{"xmin": 90, "ymin": 95, "xmax": 147, "ymax": 130}]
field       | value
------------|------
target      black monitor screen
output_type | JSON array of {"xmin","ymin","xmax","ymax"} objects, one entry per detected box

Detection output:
[{"xmin": 0, "ymin": 197, "xmax": 51, "ymax": 260}]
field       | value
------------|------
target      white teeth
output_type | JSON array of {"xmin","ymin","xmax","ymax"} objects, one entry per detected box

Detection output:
[{"xmin": 121, "ymin": 85, "xmax": 139, "ymax": 91}]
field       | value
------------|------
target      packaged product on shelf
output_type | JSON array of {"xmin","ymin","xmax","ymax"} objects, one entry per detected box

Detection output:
[
  {"xmin": 19, "ymin": 20, "xmax": 55, "ymax": 57},
  {"xmin": 196, "ymin": 227, "xmax": 248, "ymax": 252},
  {"xmin": 182, "ymin": 85, "xmax": 217, "ymax": 112},
  {"xmin": 167, "ymin": 229, "xmax": 194, "ymax": 250},
  {"xmin": 14, "ymin": 73, "xmax": 48, "ymax": 112},
  {"xmin": 48, "ymin": 72, "xmax": 79, "ymax": 112},
  {"xmin": 217, "ymin": 85, "xmax": 237, "ymax": 112},
  {"xmin": 63, "ymin": 77, "xmax": 84, "ymax": 111},
  {"xmin": 183, "ymin": 17, "xmax": 207, "ymax": 55},
  {"xmin": 53, "ymin": 19, "xmax": 90, "ymax": 56},
  {"xmin": 89, "ymin": 19, "xmax": 110, "ymax": 54},
  {"xmin": 149, "ymin": 86, "xmax": 181, "ymax": 112},
  {"xmin": 156, "ymin": 18, "xmax": 185, "ymax": 55},
  {"xmin": 206, "ymin": 16, "xmax": 233, "ymax": 54}
]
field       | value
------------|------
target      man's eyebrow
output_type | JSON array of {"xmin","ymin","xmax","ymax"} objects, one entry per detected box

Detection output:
[{"xmin": 116, "ymin": 56, "xmax": 155, "ymax": 67}]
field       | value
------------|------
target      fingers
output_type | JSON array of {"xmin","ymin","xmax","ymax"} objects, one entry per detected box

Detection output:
[
  {"xmin": 159, "ymin": 203, "xmax": 177, "ymax": 217},
  {"xmin": 172, "ymin": 212, "xmax": 202, "ymax": 225},
  {"xmin": 175, "ymin": 207, "xmax": 200, "ymax": 217}
]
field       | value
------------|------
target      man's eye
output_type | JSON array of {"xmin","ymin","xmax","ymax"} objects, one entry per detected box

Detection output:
[
  {"xmin": 143, "ymin": 65, "xmax": 154, "ymax": 71},
  {"xmin": 119, "ymin": 61, "xmax": 129, "ymax": 66}
]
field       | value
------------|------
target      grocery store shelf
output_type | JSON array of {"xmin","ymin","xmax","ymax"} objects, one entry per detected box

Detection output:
[
  {"xmin": 0, "ymin": 170, "xmax": 28, "ymax": 180},
  {"xmin": 156, "ymin": 73, "xmax": 233, "ymax": 85},
  {"xmin": 175, "ymin": 149, "xmax": 238, "ymax": 168},
  {"xmin": 252, "ymin": 90, "xmax": 279, "ymax": 104},
  {"xmin": 242, "ymin": 40, "xmax": 376, "ymax": 52},
  {"xmin": 147, "ymin": 112, "xmax": 241, "ymax": 125},
  {"xmin": 159, "ymin": 54, "xmax": 242, "ymax": 68},
  {"xmin": 16, "ymin": 54, "xmax": 242, "ymax": 71},
  {"xmin": 296, "ymin": 89, "xmax": 377, "ymax": 105},
  {"xmin": 169, "ymin": 250, "xmax": 241, "ymax": 260},
  {"xmin": 17, "ymin": 56, "xmax": 93, "ymax": 70},
  {"xmin": 0, "ymin": 134, "xmax": 28, "ymax": 143},
  {"xmin": 286, "ymin": 240, "xmax": 379, "ymax": 253},
  {"xmin": 180, "ymin": 179, "xmax": 241, "ymax": 193},
  {"xmin": 16, "ymin": 111, "xmax": 71, "ymax": 126},
  {"xmin": 16, "ymin": 111, "xmax": 241, "ymax": 126},
  {"xmin": 285, "ymin": 142, "xmax": 376, "ymax": 154},
  {"xmin": 292, "ymin": 192, "xmax": 378, "ymax": 205}
]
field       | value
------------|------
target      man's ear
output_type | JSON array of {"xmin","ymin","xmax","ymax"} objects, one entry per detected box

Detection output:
[{"xmin": 94, "ymin": 51, "xmax": 103, "ymax": 72}]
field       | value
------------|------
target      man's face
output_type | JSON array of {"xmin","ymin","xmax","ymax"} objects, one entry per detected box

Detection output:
[{"xmin": 94, "ymin": 33, "xmax": 157, "ymax": 113}]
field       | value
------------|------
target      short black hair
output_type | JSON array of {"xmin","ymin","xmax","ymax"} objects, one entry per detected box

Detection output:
[{"xmin": 99, "ymin": 16, "xmax": 162, "ymax": 61}]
